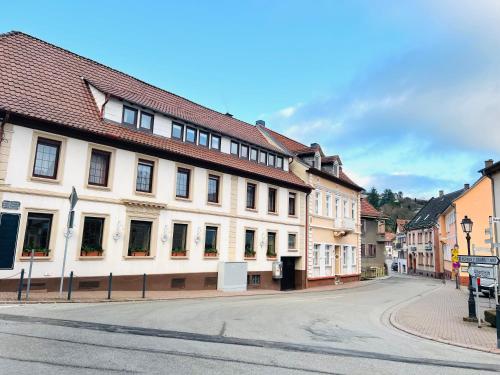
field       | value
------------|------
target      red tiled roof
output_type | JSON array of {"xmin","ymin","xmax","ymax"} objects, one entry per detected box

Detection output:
[
  {"xmin": 361, "ymin": 198, "xmax": 382, "ymax": 218},
  {"xmin": 260, "ymin": 126, "xmax": 361, "ymax": 190},
  {"xmin": 0, "ymin": 32, "xmax": 309, "ymax": 190},
  {"xmin": 260, "ymin": 126, "xmax": 308, "ymax": 153},
  {"xmin": 322, "ymin": 155, "xmax": 342, "ymax": 165}
]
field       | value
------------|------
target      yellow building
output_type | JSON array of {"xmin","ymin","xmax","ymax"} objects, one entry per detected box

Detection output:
[
  {"xmin": 439, "ymin": 177, "xmax": 493, "ymax": 284},
  {"xmin": 258, "ymin": 128, "xmax": 363, "ymax": 286}
]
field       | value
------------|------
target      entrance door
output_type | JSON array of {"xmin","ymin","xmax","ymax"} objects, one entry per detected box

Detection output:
[
  {"xmin": 0, "ymin": 213, "xmax": 20, "ymax": 269},
  {"xmin": 281, "ymin": 257, "xmax": 295, "ymax": 290}
]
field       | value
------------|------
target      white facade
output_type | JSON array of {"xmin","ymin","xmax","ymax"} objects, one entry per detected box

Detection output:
[{"xmin": 0, "ymin": 124, "xmax": 306, "ymax": 287}]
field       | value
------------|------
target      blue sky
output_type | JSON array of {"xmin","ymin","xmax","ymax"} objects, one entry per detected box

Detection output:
[{"xmin": 2, "ymin": 0, "xmax": 499, "ymax": 198}]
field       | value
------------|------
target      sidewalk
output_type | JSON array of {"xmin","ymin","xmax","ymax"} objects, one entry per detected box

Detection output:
[
  {"xmin": 391, "ymin": 281, "xmax": 499, "ymax": 354},
  {"xmin": 0, "ymin": 277, "xmax": 386, "ymax": 304}
]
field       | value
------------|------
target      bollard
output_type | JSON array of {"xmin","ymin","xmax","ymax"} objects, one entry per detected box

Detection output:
[
  {"xmin": 67, "ymin": 271, "xmax": 74, "ymax": 301},
  {"xmin": 142, "ymin": 273, "xmax": 146, "ymax": 299},
  {"xmin": 17, "ymin": 269, "xmax": 25, "ymax": 301},
  {"xmin": 107, "ymin": 272, "xmax": 112, "ymax": 300},
  {"xmin": 497, "ymin": 303, "xmax": 500, "ymax": 349}
]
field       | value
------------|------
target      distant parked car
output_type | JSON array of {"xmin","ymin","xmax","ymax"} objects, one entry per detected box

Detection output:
[{"xmin": 391, "ymin": 262, "xmax": 398, "ymax": 271}]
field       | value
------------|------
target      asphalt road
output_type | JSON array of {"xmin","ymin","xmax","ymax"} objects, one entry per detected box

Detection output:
[{"xmin": 0, "ymin": 276, "xmax": 499, "ymax": 374}]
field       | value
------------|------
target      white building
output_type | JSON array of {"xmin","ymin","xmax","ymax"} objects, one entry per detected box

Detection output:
[{"xmin": 0, "ymin": 32, "xmax": 310, "ymax": 292}]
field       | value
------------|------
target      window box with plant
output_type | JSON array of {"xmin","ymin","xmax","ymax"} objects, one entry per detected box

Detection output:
[
  {"xmin": 22, "ymin": 247, "xmax": 50, "ymax": 257},
  {"xmin": 130, "ymin": 249, "xmax": 150, "ymax": 256},
  {"xmin": 204, "ymin": 248, "xmax": 218, "ymax": 257},
  {"xmin": 80, "ymin": 245, "xmax": 104, "ymax": 257},
  {"xmin": 171, "ymin": 248, "xmax": 187, "ymax": 257},
  {"xmin": 244, "ymin": 229, "xmax": 256, "ymax": 259}
]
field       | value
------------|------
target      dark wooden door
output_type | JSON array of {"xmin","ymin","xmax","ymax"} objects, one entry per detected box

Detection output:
[
  {"xmin": 281, "ymin": 257, "xmax": 296, "ymax": 291},
  {"xmin": 0, "ymin": 213, "xmax": 20, "ymax": 269}
]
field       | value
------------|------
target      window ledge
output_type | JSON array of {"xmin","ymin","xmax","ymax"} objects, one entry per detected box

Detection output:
[
  {"xmin": 203, "ymin": 255, "xmax": 219, "ymax": 260},
  {"xmin": 79, "ymin": 256, "xmax": 105, "ymax": 260},
  {"xmin": 30, "ymin": 176, "xmax": 61, "ymax": 184},
  {"xmin": 245, "ymin": 208, "xmax": 258, "ymax": 213},
  {"xmin": 19, "ymin": 256, "xmax": 52, "ymax": 261},
  {"xmin": 170, "ymin": 255, "xmax": 189, "ymax": 259},
  {"xmin": 288, "ymin": 248, "xmax": 298, "ymax": 252},
  {"xmin": 86, "ymin": 184, "xmax": 111, "ymax": 191},
  {"xmin": 124, "ymin": 255, "xmax": 154, "ymax": 260},
  {"xmin": 244, "ymin": 257, "xmax": 257, "ymax": 260},
  {"xmin": 175, "ymin": 197, "xmax": 192, "ymax": 202},
  {"xmin": 267, "ymin": 211, "xmax": 279, "ymax": 216},
  {"xmin": 207, "ymin": 201, "xmax": 222, "ymax": 207},
  {"xmin": 135, "ymin": 191, "xmax": 156, "ymax": 198}
]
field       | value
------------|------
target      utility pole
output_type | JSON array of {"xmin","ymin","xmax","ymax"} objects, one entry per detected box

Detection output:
[{"xmin": 59, "ymin": 187, "xmax": 78, "ymax": 298}]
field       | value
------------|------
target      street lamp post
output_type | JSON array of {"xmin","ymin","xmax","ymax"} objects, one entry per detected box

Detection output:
[{"xmin": 461, "ymin": 216, "xmax": 477, "ymax": 322}]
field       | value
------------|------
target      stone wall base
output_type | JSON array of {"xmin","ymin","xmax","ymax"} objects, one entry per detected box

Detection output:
[{"xmin": 0, "ymin": 270, "xmax": 307, "ymax": 293}]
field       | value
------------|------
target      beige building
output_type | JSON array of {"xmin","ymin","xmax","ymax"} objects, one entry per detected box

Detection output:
[{"xmin": 259, "ymin": 129, "xmax": 363, "ymax": 286}]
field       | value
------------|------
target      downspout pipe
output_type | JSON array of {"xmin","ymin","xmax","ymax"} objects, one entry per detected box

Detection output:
[
  {"xmin": 100, "ymin": 94, "xmax": 110, "ymax": 118},
  {"xmin": 0, "ymin": 111, "xmax": 10, "ymax": 145}
]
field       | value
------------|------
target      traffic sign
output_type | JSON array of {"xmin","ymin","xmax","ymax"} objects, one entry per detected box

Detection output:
[
  {"xmin": 468, "ymin": 266, "xmax": 495, "ymax": 279},
  {"xmin": 458, "ymin": 255, "xmax": 500, "ymax": 265},
  {"xmin": 491, "ymin": 217, "xmax": 500, "ymax": 223},
  {"xmin": 69, "ymin": 186, "xmax": 78, "ymax": 210}
]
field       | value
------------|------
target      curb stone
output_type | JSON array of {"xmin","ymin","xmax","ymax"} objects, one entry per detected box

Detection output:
[{"xmin": 0, "ymin": 276, "xmax": 390, "ymax": 305}]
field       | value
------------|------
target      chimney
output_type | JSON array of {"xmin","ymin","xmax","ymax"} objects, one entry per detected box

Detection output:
[
  {"xmin": 310, "ymin": 143, "xmax": 319, "ymax": 148},
  {"xmin": 485, "ymin": 159, "xmax": 494, "ymax": 168},
  {"xmin": 255, "ymin": 120, "xmax": 265, "ymax": 127},
  {"xmin": 439, "ymin": 190, "xmax": 444, "ymax": 197},
  {"xmin": 225, "ymin": 112, "xmax": 233, "ymax": 117},
  {"xmin": 464, "ymin": 183, "xmax": 470, "ymax": 190}
]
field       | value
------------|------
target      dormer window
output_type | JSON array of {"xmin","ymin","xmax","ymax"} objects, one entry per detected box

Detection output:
[
  {"xmin": 122, "ymin": 106, "xmax": 138, "ymax": 127},
  {"xmin": 172, "ymin": 123, "xmax": 184, "ymax": 140},
  {"xmin": 276, "ymin": 156, "xmax": 284, "ymax": 169},
  {"xmin": 198, "ymin": 131, "xmax": 209, "ymax": 147},
  {"xmin": 259, "ymin": 150, "xmax": 267, "ymax": 164},
  {"xmin": 211, "ymin": 134, "xmax": 221, "ymax": 150},
  {"xmin": 314, "ymin": 154, "xmax": 321, "ymax": 169},
  {"xmin": 186, "ymin": 126, "xmax": 197, "ymax": 143},
  {"xmin": 332, "ymin": 161, "xmax": 339, "ymax": 177},
  {"xmin": 139, "ymin": 112, "xmax": 153, "ymax": 132},
  {"xmin": 250, "ymin": 148, "xmax": 258, "ymax": 161},
  {"xmin": 268, "ymin": 154, "xmax": 275, "ymax": 167},
  {"xmin": 230, "ymin": 141, "xmax": 239, "ymax": 155},
  {"xmin": 241, "ymin": 145, "xmax": 249, "ymax": 159}
]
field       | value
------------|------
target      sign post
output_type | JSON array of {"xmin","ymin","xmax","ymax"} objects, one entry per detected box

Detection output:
[{"xmin": 58, "ymin": 187, "xmax": 78, "ymax": 298}]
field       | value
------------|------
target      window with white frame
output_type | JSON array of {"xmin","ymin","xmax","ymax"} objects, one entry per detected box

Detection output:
[
  {"xmin": 351, "ymin": 246, "xmax": 357, "ymax": 266},
  {"xmin": 343, "ymin": 199, "xmax": 348, "ymax": 217},
  {"xmin": 351, "ymin": 201, "xmax": 356, "ymax": 220},
  {"xmin": 335, "ymin": 197, "xmax": 340, "ymax": 218},
  {"xmin": 314, "ymin": 191, "xmax": 321, "ymax": 215},
  {"xmin": 342, "ymin": 246, "xmax": 348, "ymax": 266},
  {"xmin": 313, "ymin": 244, "xmax": 320, "ymax": 267},
  {"xmin": 326, "ymin": 194, "xmax": 332, "ymax": 217}
]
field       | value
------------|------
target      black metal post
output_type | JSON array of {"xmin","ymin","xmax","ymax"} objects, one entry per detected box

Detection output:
[
  {"xmin": 17, "ymin": 269, "xmax": 24, "ymax": 301},
  {"xmin": 107, "ymin": 272, "xmax": 112, "ymax": 300},
  {"xmin": 466, "ymin": 233, "xmax": 477, "ymax": 321},
  {"xmin": 67, "ymin": 271, "xmax": 73, "ymax": 301},
  {"xmin": 142, "ymin": 273, "xmax": 146, "ymax": 299}
]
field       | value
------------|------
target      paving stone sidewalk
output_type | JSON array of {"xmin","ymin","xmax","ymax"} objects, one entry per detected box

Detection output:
[
  {"xmin": 391, "ymin": 281, "xmax": 499, "ymax": 353},
  {"xmin": 0, "ymin": 277, "xmax": 383, "ymax": 304}
]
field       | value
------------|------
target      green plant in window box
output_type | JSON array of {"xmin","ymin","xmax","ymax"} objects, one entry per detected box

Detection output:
[
  {"xmin": 204, "ymin": 248, "xmax": 218, "ymax": 257},
  {"xmin": 130, "ymin": 248, "xmax": 150, "ymax": 256},
  {"xmin": 172, "ymin": 247, "xmax": 187, "ymax": 257},
  {"xmin": 22, "ymin": 247, "xmax": 50, "ymax": 257},
  {"xmin": 245, "ymin": 250, "xmax": 256, "ymax": 258},
  {"xmin": 81, "ymin": 245, "xmax": 104, "ymax": 257},
  {"xmin": 266, "ymin": 251, "xmax": 277, "ymax": 259}
]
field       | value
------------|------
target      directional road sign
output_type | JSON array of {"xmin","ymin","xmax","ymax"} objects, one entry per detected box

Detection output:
[
  {"xmin": 468, "ymin": 266, "xmax": 496, "ymax": 279},
  {"xmin": 458, "ymin": 255, "xmax": 500, "ymax": 265}
]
